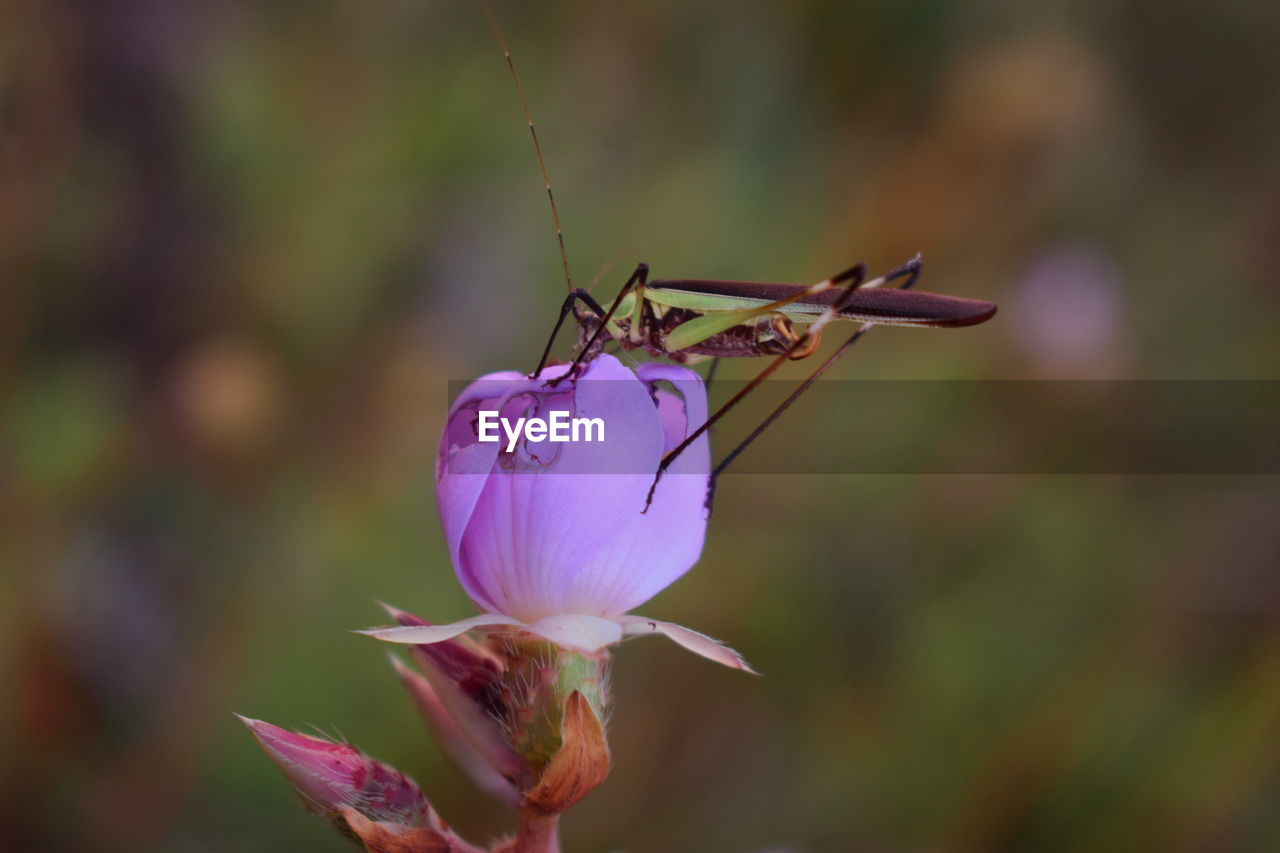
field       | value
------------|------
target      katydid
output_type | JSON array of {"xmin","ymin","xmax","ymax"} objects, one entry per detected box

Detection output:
[
  {"xmin": 484, "ymin": 3, "xmax": 996, "ymax": 512},
  {"xmin": 532, "ymin": 255, "xmax": 996, "ymax": 379}
]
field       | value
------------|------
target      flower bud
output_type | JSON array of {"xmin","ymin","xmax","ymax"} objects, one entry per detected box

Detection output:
[
  {"xmin": 362, "ymin": 355, "xmax": 753, "ymax": 671},
  {"xmin": 238, "ymin": 716, "xmax": 430, "ymax": 827},
  {"xmin": 438, "ymin": 355, "xmax": 710, "ymax": 645}
]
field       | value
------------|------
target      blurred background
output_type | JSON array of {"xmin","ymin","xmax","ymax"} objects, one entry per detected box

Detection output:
[{"xmin": 3, "ymin": 0, "xmax": 1279, "ymax": 850}]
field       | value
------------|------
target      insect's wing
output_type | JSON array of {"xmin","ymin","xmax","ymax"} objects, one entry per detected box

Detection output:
[
  {"xmin": 831, "ymin": 288, "xmax": 997, "ymax": 327},
  {"xmin": 651, "ymin": 279, "xmax": 996, "ymax": 328}
]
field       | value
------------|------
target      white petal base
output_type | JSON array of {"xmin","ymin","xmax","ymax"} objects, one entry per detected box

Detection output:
[
  {"xmin": 524, "ymin": 614, "xmax": 623, "ymax": 652},
  {"xmin": 357, "ymin": 613, "xmax": 523, "ymax": 645},
  {"xmin": 359, "ymin": 612, "xmax": 621, "ymax": 654},
  {"xmin": 361, "ymin": 611, "xmax": 753, "ymax": 671}
]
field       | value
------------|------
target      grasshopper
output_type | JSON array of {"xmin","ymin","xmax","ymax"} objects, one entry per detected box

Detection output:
[{"xmin": 485, "ymin": 3, "xmax": 996, "ymax": 511}]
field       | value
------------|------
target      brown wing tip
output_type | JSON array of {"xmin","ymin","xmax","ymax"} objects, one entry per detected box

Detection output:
[
  {"xmin": 844, "ymin": 288, "xmax": 999, "ymax": 327},
  {"xmin": 935, "ymin": 299, "xmax": 998, "ymax": 328}
]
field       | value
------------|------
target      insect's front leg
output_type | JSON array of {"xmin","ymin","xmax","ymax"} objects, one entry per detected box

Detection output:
[
  {"xmin": 531, "ymin": 288, "xmax": 612, "ymax": 379},
  {"xmin": 546, "ymin": 262, "xmax": 649, "ymax": 386}
]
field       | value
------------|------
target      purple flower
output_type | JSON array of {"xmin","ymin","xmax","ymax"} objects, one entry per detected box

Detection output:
[{"xmin": 364, "ymin": 354, "xmax": 749, "ymax": 670}]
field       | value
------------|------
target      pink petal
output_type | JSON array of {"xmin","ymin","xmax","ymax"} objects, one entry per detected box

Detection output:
[
  {"xmin": 636, "ymin": 363, "xmax": 711, "ymax": 459},
  {"xmin": 454, "ymin": 356, "xmax": 669, "ymax": 620},
  {"xmin": 576, "ymin": 363, "xmax": 710, "ymax": 614},
  {"xmin": 436, "ymin": 371, "xmax": 525, "ymax": 612}
]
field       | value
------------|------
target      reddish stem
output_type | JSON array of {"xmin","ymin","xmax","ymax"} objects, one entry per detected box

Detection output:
[{"xmin": 514, "ymin": 807, "xmax": 560, "ymax": 853}]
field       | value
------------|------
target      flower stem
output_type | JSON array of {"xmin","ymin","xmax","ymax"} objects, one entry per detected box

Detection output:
[{"xmin": 514, "ymin": 807, "xmax": 560, "ymax": 853}]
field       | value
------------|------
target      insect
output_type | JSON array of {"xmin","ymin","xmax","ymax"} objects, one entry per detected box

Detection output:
[{"xmin": 484, "ymin": 3, "xmax": 996, "ymax": 512}]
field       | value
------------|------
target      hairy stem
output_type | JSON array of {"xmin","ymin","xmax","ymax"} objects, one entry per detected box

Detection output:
[{"xmin": 514, "ymin": 807, "xmax": 560, "ymax": 853}]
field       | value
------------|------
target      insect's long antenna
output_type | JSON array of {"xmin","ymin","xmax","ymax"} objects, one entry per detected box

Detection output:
[{"xmin": 484, "ymin": 0, "xmax": 574, "ymax": 293}]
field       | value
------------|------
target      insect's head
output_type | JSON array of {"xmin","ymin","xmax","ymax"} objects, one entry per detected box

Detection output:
[
  {"xmin": 574, "ymin": 290, "xmax": 636, "ymax": 352},
  {"xmin": 573, "ymin": 306, "xmax": 607, "ymax": 358},
  {"xmin": 573, "ymin": 304, "xmax": 601, "ymax": 349}
]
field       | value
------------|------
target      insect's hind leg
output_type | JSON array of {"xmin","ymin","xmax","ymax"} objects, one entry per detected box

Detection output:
[
  {"xmin": 703, "ymin": 357, "xmax": 721, "ymax": 394},
  {"xmin": 701, "ymin": 253, "xmax": 924, "ymax": 514},
  {"xmin": 643, "ymin": 263, "xmax": 868, "ymax": 512},
  {"xmin": 871, "ymin": 252, "xmax": 923, "ymax": 289},
  {"xmin": 701, "ymin": 329, "xmax": 859, "ymax": 515}
]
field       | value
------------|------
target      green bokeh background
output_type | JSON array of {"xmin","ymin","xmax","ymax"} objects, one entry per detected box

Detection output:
[{"xmin": 3, "ymin": 1, "xmax": 1278, "ymax": 851}]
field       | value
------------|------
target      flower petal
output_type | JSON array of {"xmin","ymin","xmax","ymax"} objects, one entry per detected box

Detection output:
[
  {"xmin": 636, "ymin": 362, "xmax": 711, "ymax": 462},
  {"xmin": 435, "ymin": 443, "xmax": 501, "ymax": 611},
  {"xmin": 436, "ymin": 371, "xmax": 527, "ymax": 612},
  {"xmin": 619, "ymin": 615, "xmax": 756, "ymax": 673},
  {"xmin": 574, "ymin": 364, "xmax": 711, "ymax": 614},
  {"xmin": 357, "ymin": 613, "xmax": 523, "ymax": 645},
  {"xmin": 454, "ymin": 355, "xmax": 669, "ymax": 620},
  {"xmin": 436, "ymin": 355, "xmax": 713, "ymax": 625}
]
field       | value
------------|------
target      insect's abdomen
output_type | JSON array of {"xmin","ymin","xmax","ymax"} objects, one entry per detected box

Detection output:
[{"xmin": 654, "ymin": 309, "xmax": 795, "ymax": 360}]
